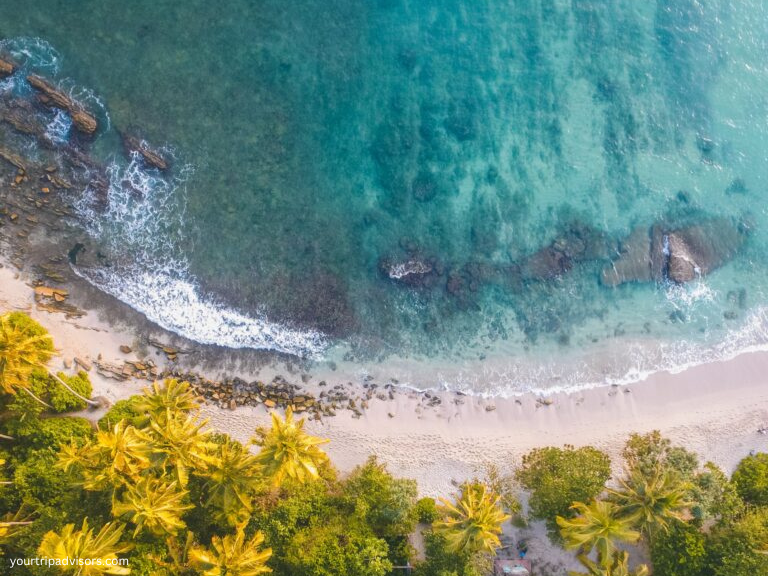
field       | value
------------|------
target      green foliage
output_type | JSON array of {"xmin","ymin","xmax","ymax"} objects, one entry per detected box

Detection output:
[
  {"xmin": 413, "ymin": 531, "xmax": 484, "ymax": 576},
  {"xmin": 622, "ymin": 431, "xmax": 698, "ymax": 480},
  {"xmin": 249, "ymin": 479, "xmax": 333, "ymax": 568},
  {"xmin": 342, "ymin": 456, "xmax": 417, "ymax": 540},
  {"xmin": 731, "ymin": 453, "xmax": 768, "ymax": 506},
  {"xmin": 649, "ymin": 521, "xmax": 708, "ymax": 576},
  {"xmin": 482, "ymin": 463, "xmax": 522, "ymax": 516},
  {"xmin": 4, "ymin": 416, "xmax": 92, "ymax": 462},
  {"xmin": 0, "ymin": 312, "xmax": 54, "ymax": 397},
  {"xmin": 516, "ymin": 445, "xmax": 611, "ymax": 530},
  {"xmin": 97, "ymin": 396, "xmax": 143, "ymax": 430},
  {"xmin": 0, "ymin": 369, "xmax": 92, "ymax": 417},
  {"xmin": 283, "ymin": 518, "xmax": 392, "ymax": 576},
  {"xmin": 706, "ymin": 507, "xmax": 768, "ymax": 576},
  {"xmin": 415, "ymin": 497, "xmax": 439, "ymax": 524},
  {"xmin": 48, "ymin": 371, "xmax": 92, "ymax": 413},
  {"xmin": 689, "ymin": 462, "xmax": 745, "ymax": 523}
]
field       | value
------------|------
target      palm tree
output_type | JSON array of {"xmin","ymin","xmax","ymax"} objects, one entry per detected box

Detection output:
[
  {"xmin": 37, "ymin": 519, "xmax": 132, "ymax": 575},
  {"xmin": 570, "ymin": 551, "xmax": 649, "ymax": 576},
  {"xmin": 190, "ymin": 528, "xmax": 272, "ymax": 576},
  {"xmin": 433, "ymin": 482, "xmax": 511, "ymax": 555},
  {"xmin": 251, "ymin": 407, "xmax": 329, "ymax": 487},
  {"xmin": 557, "ymin": 500, "xmax": 640, "ymax": 562},
  {"xmin": 0, "ymin": 312, "xmax": 98, "ymax": 408},
  {"xmin": 134, "ymin": 379, "xmax": 200, "ymax": 425},
  {"xmin": 0, "ymin": 507, "xmax": 33, "ymax": 545},
  {"xmin": 200, "ymin": 439, "xmax": 263, "ymax": 526},
  {"xmin": 57, "ymin": 422, "xmax": 152, "ymax": 490},
  {"xmin": 112, "ymin": 476, "xmax": 193, "ymax": 537},
  {"xmin": 608, "ymin": 467, "xmax": 692, "ymax": 537},
  {"xmin": 146, "ymin": 410, "xmax": 214, "ymax": 487}
]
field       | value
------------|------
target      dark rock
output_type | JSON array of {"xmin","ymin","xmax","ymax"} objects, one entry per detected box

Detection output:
[
  {"xmin": 0, "ymin": 57, "xmax": 14, "ymax": 78},
  {"xmin": 26, "ymin": 74, "xmax": 98, "ymax": 135},
  {"xmin": 666, "ymin": 219, "xmax": 745, "ymax": 284},
  {"xmin": 123, "ymin": 135, "xmax": 169, "ymax": 171},
  {"xmin": 0, "ymin": 98, "xmax": 48, "ymax": 140}
]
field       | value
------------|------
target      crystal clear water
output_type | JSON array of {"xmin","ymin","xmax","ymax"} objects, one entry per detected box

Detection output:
[{"xmin": 2, "ymin": 0, "xmax": 768, "ymax": 393}]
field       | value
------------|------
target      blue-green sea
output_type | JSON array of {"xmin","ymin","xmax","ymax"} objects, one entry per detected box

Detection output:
[{"xmin": 2, "ymin": 0, "xmax": 768, "ymax": 394}]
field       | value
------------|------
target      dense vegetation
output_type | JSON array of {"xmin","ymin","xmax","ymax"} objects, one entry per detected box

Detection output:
[{"xmin": 1, "ymin": 311, "xmax": 767, "ymax": 575}]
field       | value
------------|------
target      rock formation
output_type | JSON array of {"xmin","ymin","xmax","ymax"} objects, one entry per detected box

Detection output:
[
  {"xmin": 123, "ymin": 135, "xmax": 169, "ymax": 171},
  {"xmin": 26, "ymin": 74, "xmax": 98, "ymax": 135},
  {"xmin": 0, "ymin": 57, "xmax": 14, "ymax": 78},
  {"xmin": 602, "ymin": 218, "xmax": 745, "ymax": 286}
]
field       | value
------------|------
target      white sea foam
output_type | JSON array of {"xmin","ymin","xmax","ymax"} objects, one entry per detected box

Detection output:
[
  {"xmin": 44, "ymin": 109, "xmax": 72, "ymax": 144},
  {"xmin": 72, "ymin": 154, "xmax": 328, "ymax": 358},
  {"xmin": 0, "ymin": 37, "xmax": 60, "ymax": 73},
  {"xmin": 75, "ymin": 265, "xmax": 328, "ymax": 357}
]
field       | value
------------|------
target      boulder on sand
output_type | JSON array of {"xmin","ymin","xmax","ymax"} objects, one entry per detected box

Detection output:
[{"xmin": 26, "ymin": 74, "xmax": 98, "ymax": 135}]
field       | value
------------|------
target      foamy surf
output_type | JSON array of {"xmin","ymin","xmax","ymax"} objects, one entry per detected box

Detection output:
[
  {"xmin": 71, "ymin": 152, "xmax": 328, "ymax": 358},
  {"xmin": 73, "ymin": 265, "xmax": 328, "ymax": 357}
]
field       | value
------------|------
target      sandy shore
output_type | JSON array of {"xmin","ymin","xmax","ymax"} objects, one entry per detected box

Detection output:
[{"xmin": 2, "ymin": 262, "xmax": 768, "ymax": 499}]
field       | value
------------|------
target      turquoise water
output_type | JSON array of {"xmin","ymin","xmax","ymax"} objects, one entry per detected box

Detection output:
[{"xmin": 2, "ymin": 0, "xmax": 768, "ymax": 392}]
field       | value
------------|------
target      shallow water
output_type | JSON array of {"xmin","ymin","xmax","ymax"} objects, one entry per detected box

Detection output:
[{"xmin": 2, "ymin": 0, "xmax": 768, "ymax": 392}]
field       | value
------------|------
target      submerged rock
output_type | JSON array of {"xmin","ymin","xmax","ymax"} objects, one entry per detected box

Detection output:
[
  {"xmin": 26, "ymin": 74, "xmax": 98, "ymax": 135},
  {"xmin": 601, "ymin": 226, "xmax": 651, "ymax": 287},
  {"xmin": 523, "ymin": 221, "xmax": 614, "ymax": 282},
  {"xmin": 379, "ymin": 255, "xmax": 442, "ymax": 288},
  {"xmin": 522, "ymin": 245, "xmax": 572, "ymax": 280}
]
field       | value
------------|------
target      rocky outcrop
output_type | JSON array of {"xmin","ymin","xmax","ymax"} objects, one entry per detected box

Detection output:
[
  {"xmin": 666, "ymin": 220, "xmax": 744, "ymax": 283},
  {"xmin": 26, "ymin": 74, "xmax": 98, "ymax": 135},
  {"xmin": 602, "ymin": 219, "xmax": 745, "ymax": 286},
  {"xmin": 0, "ymin": 98, "xmax": 48, "ymax": 141},
  {"xmin": 0, "ymin": 57, "xmax": 14, "ymax": 78},
  {"xmin": 123, "ymin": 135, "xmax": 169, "ymax": 171}
]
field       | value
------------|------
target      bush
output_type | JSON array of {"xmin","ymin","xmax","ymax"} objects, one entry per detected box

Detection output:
[
  {"xmin": 731, "ymin": 453, "xmax": 768, "ymax": 506},
  {"xmin": 623, "ymin": 431, "xmax": 699, "ymax": 479},
  {"xmin": 342, "ymin": 456, "xmax": 418, "ymax": 540},
  {"xmin": 15, "ymin": 417, "xmax": 92, "ymax": 454},
  {"xmin": 48, "ymin": 371, "xmax": 92, "ymax": 413},
  {"xmin": 515, "ymin": 445, "xmax": 611, "ymax": 530},
  {"xmin": 706, "ymin": 508, "xmax": 768, "ymax": 576},
  {"xmin": 415, "ymin": 497, "xmax": 439, "ymax": 524},
  {"xmin": 650, "ymin": 521, "xmax": 708, "ymax": 576},
  {"xmin": 97, "ymin": 395, "xmax": 142, "ymax": 430},
  {"xmin": 689, "ymin": 462, "xmax": 745, "ymax": 523},
  {"xmin": 284, "ymin": 519, "xmax": 392, "ymax": 576}
]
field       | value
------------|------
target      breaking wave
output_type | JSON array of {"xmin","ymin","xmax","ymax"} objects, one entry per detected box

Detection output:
[{"xmin": 71, "ymin": 153, "xmax": 327, "ymax": 358}]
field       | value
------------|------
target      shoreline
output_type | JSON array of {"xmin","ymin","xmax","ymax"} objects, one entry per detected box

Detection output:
[{"xmin": 2, "ymin": 262, "xmax": 767, "ymax": 498}]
